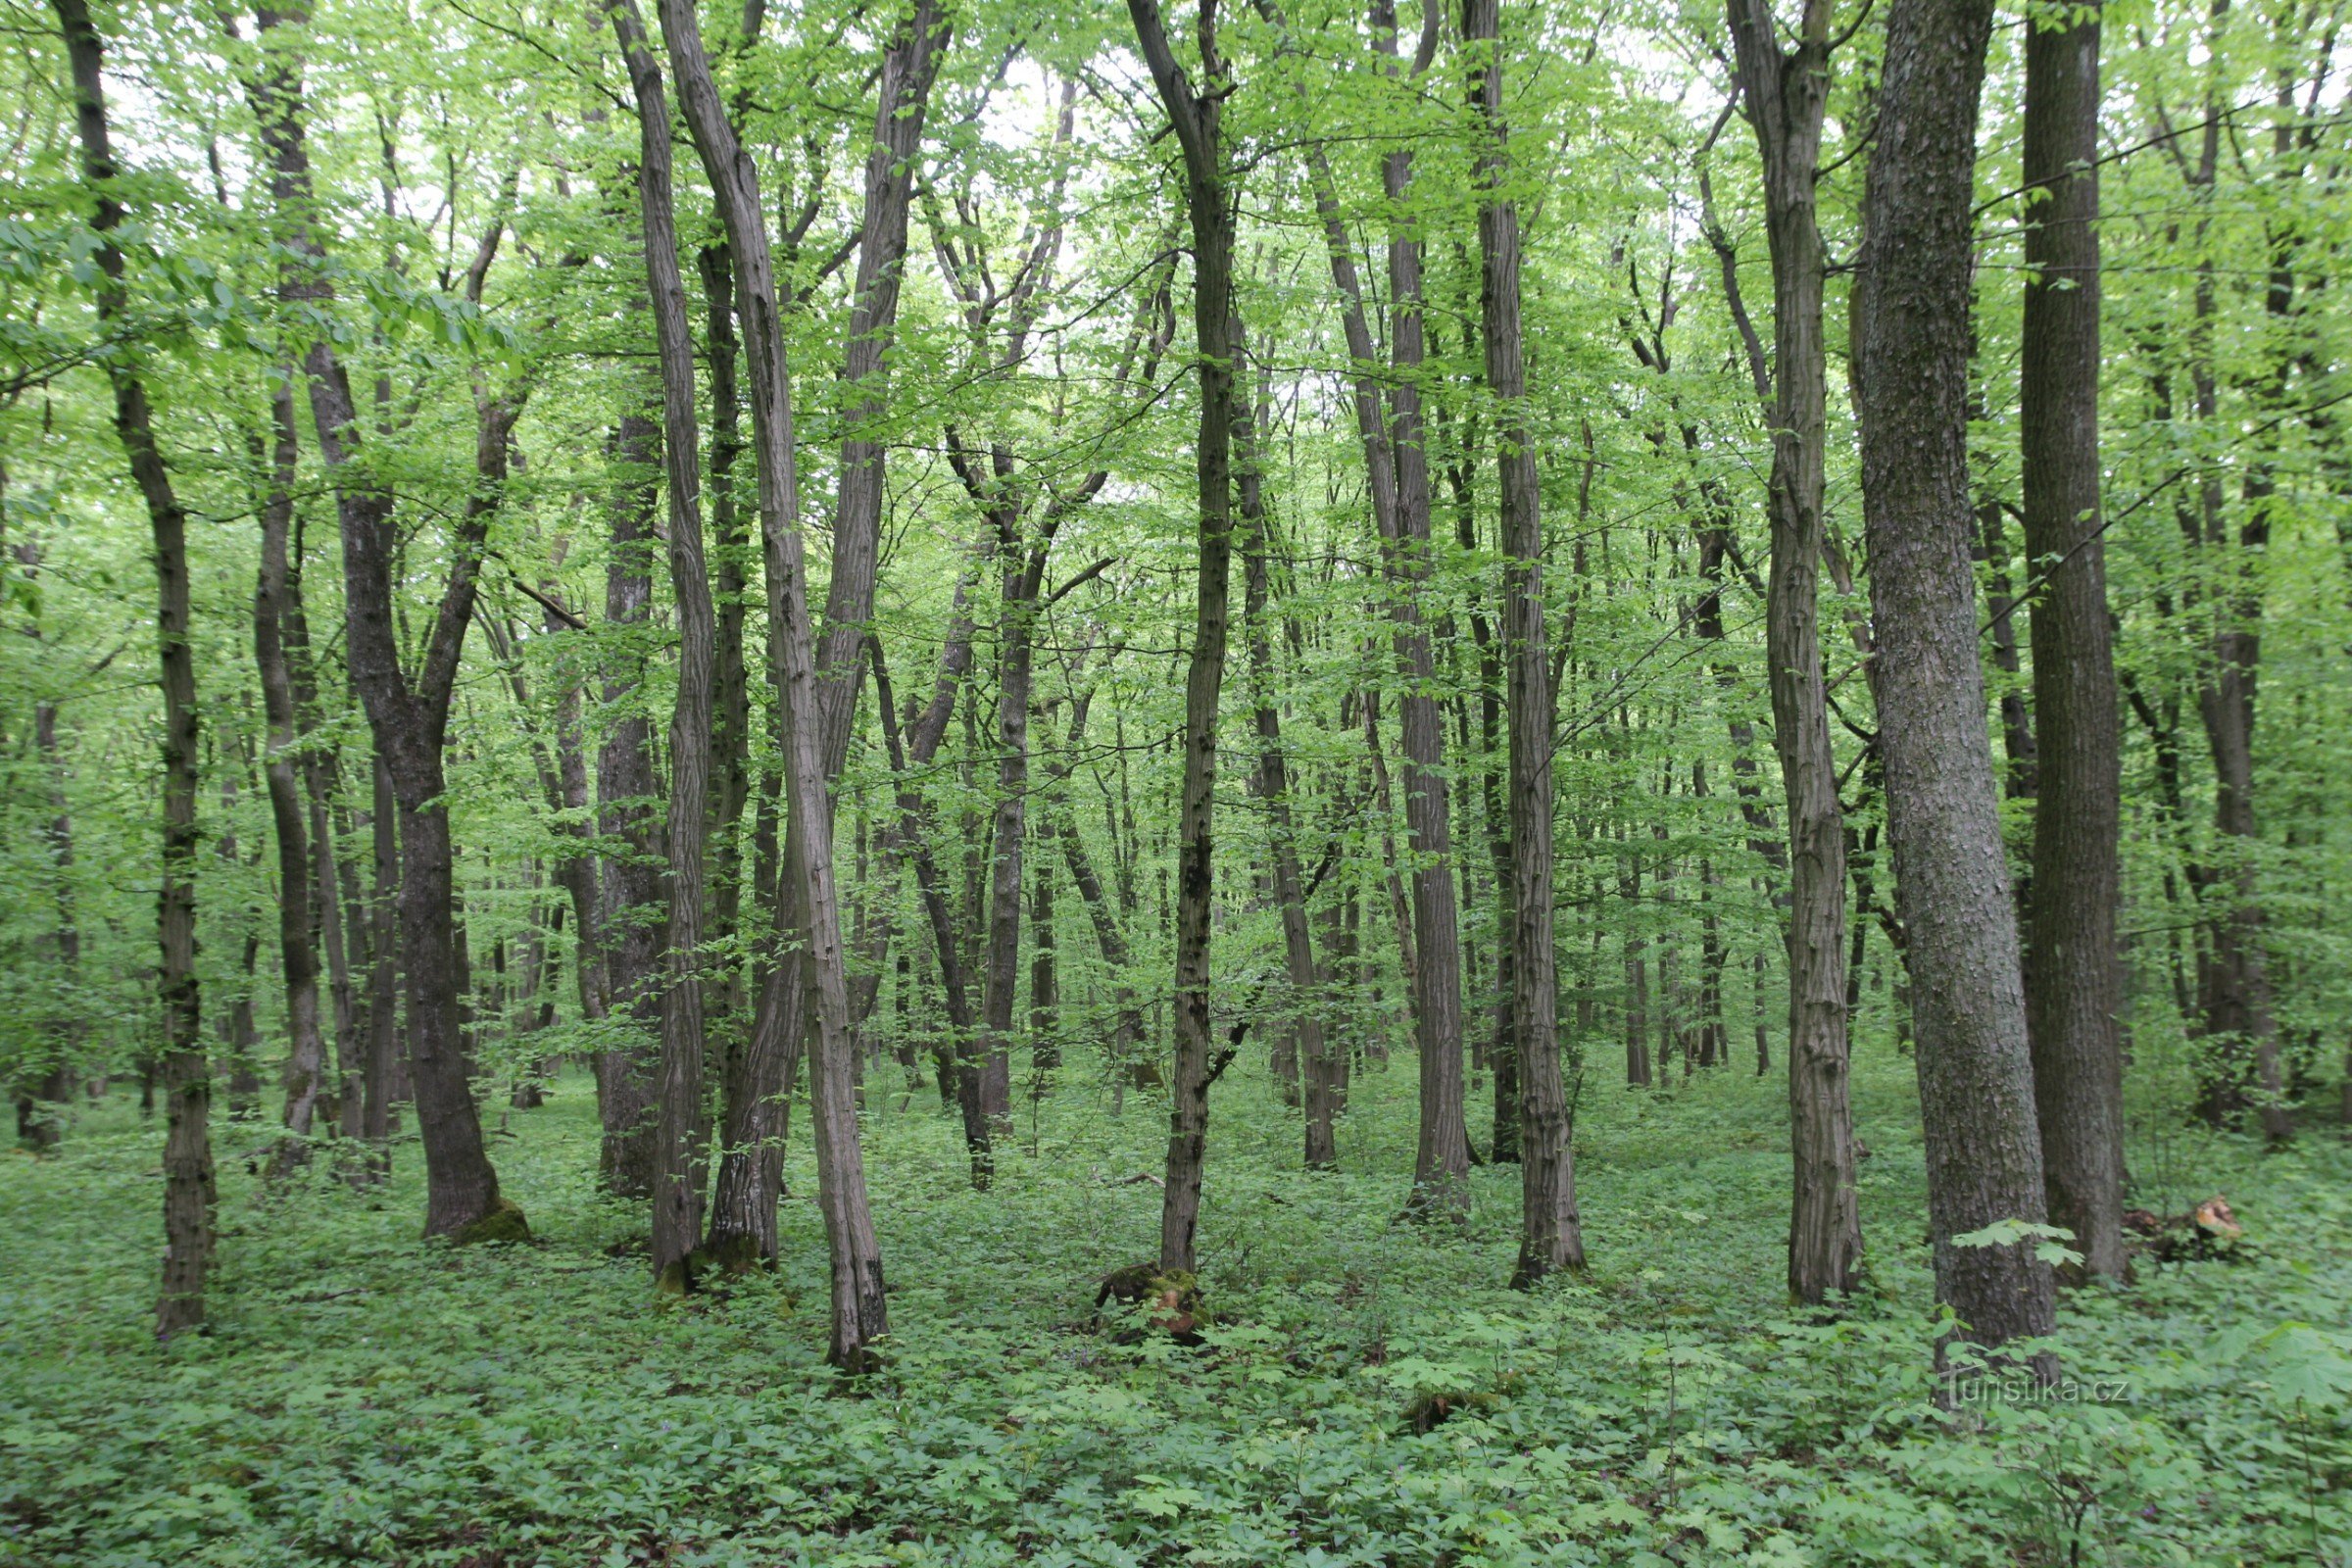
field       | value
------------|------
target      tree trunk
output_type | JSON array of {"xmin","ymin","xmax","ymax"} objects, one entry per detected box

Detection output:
[
  {"xmin": 614, "ymin": 2, "xmax": 717, "ymax": 1287},
  {"xmin": 593, "ymin": 412, "xmax": 664, "ymax": 1200},
  {"xmin": 1467, "ymin": 0, "xmax": 1583, "ymax": 1286},
  {"xmin": 702, "ymin": 0, "xmax": 950, "ymax": 1266},
  {"xmin": 2019, "ymin": 0, "xmax": 2126, "ymax": 1278},
  {"xmin": 1853, "ymin": 0, "xmax": 2056, "ymax": 1352},
  {"xmin": 244, "ymin": 4, "xmax": 508, "ymax": 1240},
  {"xmin": 255, "ymin": 381, "xmax": 329, "ymax": 1176},
  {"xmin": 52, "ymin": 0, "xmax": 215, "ymax": 1333},
  {"xmin": 1128, "ymin": 0, "xmax": 1238, "ymax": 1279},
  {"xmin": 1727, "ymin": 0, "xmax": 1860, "ymax": 1302},
  {"xmin": 1236, "ymin": 377, "xmax": 1324, "ymax": 1153},
  {"xmin": 661, "ymin": 0, "xmax": 894, "ymax": 1366},
  {"xmin": 1029, "ymin": 833, "xmax": 1059, "ymax": 1071}
]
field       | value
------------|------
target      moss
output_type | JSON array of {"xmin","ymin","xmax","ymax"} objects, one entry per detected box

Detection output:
[
  {"xmin": 700, "ymin": 1231, "xmax": 770, "ymax": 1276},
  {"xmin": 1094, "ymin": 1263, "xmax": 1204, "ymax": 1344},
  {"xmin": 454, "ymin": 1196, "xmax": 531, "ymax": 1247}
]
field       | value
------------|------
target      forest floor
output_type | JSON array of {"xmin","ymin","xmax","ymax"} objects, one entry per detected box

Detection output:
[{"xmin": 1, "ymin": 1040, "xmax": 2346, "ymax": 1567}]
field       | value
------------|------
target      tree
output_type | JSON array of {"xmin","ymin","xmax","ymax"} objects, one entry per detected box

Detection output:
[
  {"xmin": 1853, "ymin": 0, "xmax": 2056, "ymax": 1351},
  {"xmin": 1724, "ymin": 0, "xmax": 1861, "ymax": 1303},
  {"xmin": 2019, "ymin": 0, "xmax": 2126, "ymax": 1280},
  {"xmin": 658, "ymin": 0, "xmax": 889, "ymax": 1367},
  {"xmin": 50, "ymin": 0, "xmax": 214, "ymax": 1335},
  {"xmin": 1127, "ymin": 0, "xmax": 1240, "ymax": 1279},
  {"xmin": 1465, "ymin": 0, "xmax": 1583, "ymax": 1288},
  {"xmin": 612, "ymin": 0, "xmax": 717, "ymax": 1290}
]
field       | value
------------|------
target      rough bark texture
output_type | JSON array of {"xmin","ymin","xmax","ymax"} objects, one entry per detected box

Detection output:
[
  {"xmin": 53, "ymin": 0, "xmax": 215, "ymax": 1333},
  {"xmin": 2019, "ymin": 0, "xmax": 2126, "ymax": 1278},
  {"xmin": 660, "ymin": 0, "xmax": 890, "ymax": 1365},
  {"xmin": 1854, "ymin": 0, "xmax": 2056, "ymax": 1350},
  {"xmin": 1726, "ymin": 0, "xmax": 1860, "ymax": 1302},
  {"xmin": 1129, "ymin": 0, "xmax": 1237, "ymax": 1278},
  {"xmin": 1466, "ymin": 0, "xmax": 1583, "ymax": 1287}
]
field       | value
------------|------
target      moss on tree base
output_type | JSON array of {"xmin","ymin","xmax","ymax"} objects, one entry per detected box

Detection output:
[
  {"xmin": 1094, "ymin": 1263, "xmax": 1203, "ymax": 1343},
  {"xmin": 454, "ymin": 1197, "xmax": 531, "ymax": 1246}
]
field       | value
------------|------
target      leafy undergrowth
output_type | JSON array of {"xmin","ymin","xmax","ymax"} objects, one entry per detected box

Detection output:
[{"xmin": 2, "ymin": 1048, "xmax": 2346, "ymax": 1567}]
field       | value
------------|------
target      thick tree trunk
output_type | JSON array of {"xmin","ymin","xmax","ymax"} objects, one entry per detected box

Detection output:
[
  {"xmin": 1466, "ymin": 0, "xmax": 1583, "ymax": 1286},
  {"xmin": 1727, "ymin": 0, "xmax": 1860, "ymax": 1303},
  {"xmin": 2019, "ymin": 0, "xmax": 2126, "ymax": 1278},
  {"xmin": 1853, "ymin": 0, "xmax": 2056, "ymax": 1352},
  {"xmin": 52, "ymin": 0, "xmax": 215, "ymax": 1332},
  {"xmin": 1128, "ymin": 0, "xmax": 1237, "ymax": 1279},
  {"xmin": 661, "ymin": 0, "xmax": 893, "ymax": 1365}
]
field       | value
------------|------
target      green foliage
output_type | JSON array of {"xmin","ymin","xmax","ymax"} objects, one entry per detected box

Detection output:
[{"xmin": 3, "ymin": 1055, "xmax": 2347, "ymax": 1567}]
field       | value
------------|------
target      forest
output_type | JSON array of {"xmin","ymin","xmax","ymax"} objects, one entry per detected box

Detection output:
[{"xmin": 1, "ymin": 0, "xmax": 2349, "ymax": 1557}]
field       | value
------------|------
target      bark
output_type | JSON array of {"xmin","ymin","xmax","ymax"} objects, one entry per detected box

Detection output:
[
  {"xmin": 1029, "ymin": 833, "xmax": 1058, "ymax": 1071},
  {"xmin": 1853, "ymin": 0, "xmax": 2056, "ymax": 1351},
  {"xmin": 53, "ymin": 0, "xmax": 215, "ymax": 1332},
  {"xmin": 255, "ymin": 381, "xmax": 329, "ymax": 1176},
  {"xmin": 243, "ymin": 4, "xmax": 507, "ymax": 1239},
  {"xmin": 613, "ymin": 0, "xmax": 717, "ymax": 1286},
  {"xmin": 1236, "ymin": 380, "xmax": 1324, "ymax": 1156},
  {"xmin": 1466, "ymin": 0, "xmax": 1583, "ymax": 1286},
  {"xmin": 593, "ymin": 413, "xmax": 664, "ymax": 1200},
  {"xmin": 1289, "ymin": 0, "xmax": 1468, "ymax": 1205},
  {"xmin": 2019, "ymin": 0, "xmax": 2126, "ymax": 1277},
  {"xmin": 14, "ymin": 544, "xmax": 80, "ymax": 1151},
  {"xmin": 706, "ymin": 0, "xmax": 950, "ymax": 1265},
  {"xmin": 660, "ymin": 0, "xmax": 891, "ymax": 1366},
  {"xmin": 1128, "ymin": 0, "xmax": 1238, "ymax": 1278},
  {"xmin": 698, "ymin": 242, "xmax": 754, "ymax": 1026},
  {"xmin": 1726, "ymin": 0, "xmax": 1860, "ymax": 1302}
]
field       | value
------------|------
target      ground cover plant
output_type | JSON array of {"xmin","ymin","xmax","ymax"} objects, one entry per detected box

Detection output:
[{"xmin": 5, "ymin": 1048, "xmax": 2348, "ymax": 1567}]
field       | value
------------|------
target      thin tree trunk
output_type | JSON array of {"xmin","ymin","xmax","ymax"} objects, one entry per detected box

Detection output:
[
  {"xmin": 1029, "ymin": 830, "xmax": 1058, "ymax": 1071},
  {"xmin": 1128, "ymin": 0, "xmax": 1238, "ymax": 1279},
  {"xmin": 2019, "ymin": 0, "xmax": 2126, "ymax": 1277},
  {"xmin": 661, "ymin": 0, "xmax": 892, "ymax": 1365},
  {"xmin": 1853, "ymin": 0, "xmax": 2056, "ymax": 1353},
  {"xmin": 1727, "ymin": 0, "xmax": 1860, "ymax": 1302},
  {"xmin": 614, "ymin": 1, "xmax": 717, "ymax": 1287},
  {"xmin": 1467, "ymin": 0, "xmax": 1583, "ymax": 1286},
  {"xmin": 52, "ymin": 0, "xmax": 214, "ymax": 1332},
  {"xmin": 1236, "ymin": 376, "xmax": 1324, "ymax": 1148},
  {"xmin": 242, "ymin": 5, "xmax": 509, "ymax": 1239},
  {"xmin": 703, "ymin": 0, "xmax": 950, "ymax": 1266},
  {"xmin": 255, "ymin": 381, "xmax": 328, "ymax": 1175}
]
